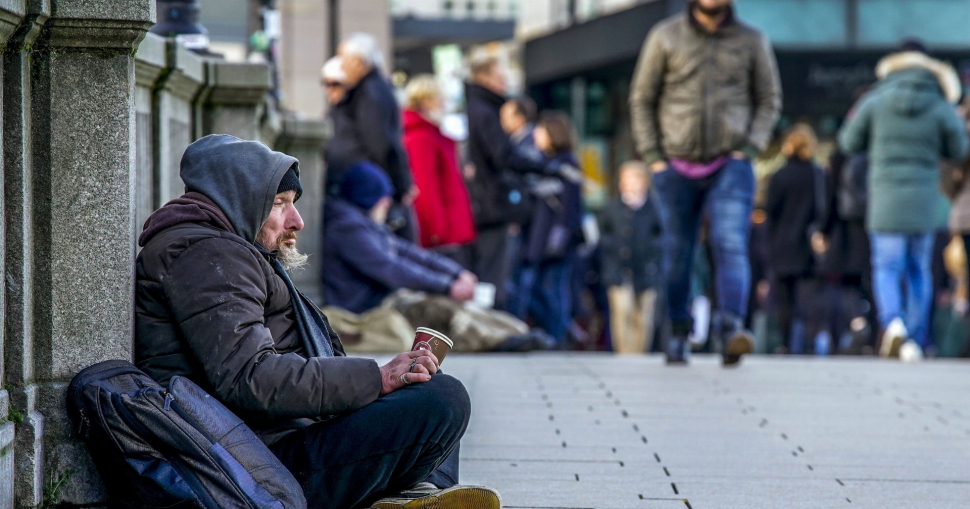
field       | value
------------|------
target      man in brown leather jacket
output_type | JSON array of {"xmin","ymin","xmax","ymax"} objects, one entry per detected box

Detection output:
[
  {"xmin": 135, "ymin": 135, "xmax": 500, "ymax": 509},
  {"xmin": 629, "ymin": 0, "xmax": 781, "ymax": 365}
]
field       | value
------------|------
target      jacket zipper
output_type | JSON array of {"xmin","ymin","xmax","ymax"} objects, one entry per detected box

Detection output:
[{"xmin": 703, "ymin": 35, "xmax": 715, "ymax": 161}]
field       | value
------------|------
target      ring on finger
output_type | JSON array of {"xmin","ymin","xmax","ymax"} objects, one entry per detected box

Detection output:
[
  {"xmin": 400, "ymin": 373, "xmax": 410, "ymax": 386},
  {"xmin": 409, "ymin": 358, "xmax": 418, "ymax": 373}
]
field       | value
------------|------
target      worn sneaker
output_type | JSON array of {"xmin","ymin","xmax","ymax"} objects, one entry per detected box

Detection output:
[
  {"xmin": 899, "ymin": 340, "xmax": 924, "ymax": 363},
  {"xmin": 665, "ymin": 336, "xmax": 690, "ymax": 365},
  {"xmin": 371, "ymin": 483, "xmax": 502, "ymax": 509},
  {"xmin": 880, "ymin": 318, "xmax": 907, "ymax": 358}
]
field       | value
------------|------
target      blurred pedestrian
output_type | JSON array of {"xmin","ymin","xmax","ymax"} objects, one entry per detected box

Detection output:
[
  {"xmin": 321, "ymin": 56, "xmax": 347, "ymax": 107},
  {"xmin": 765, "ymin": 125, "xmax": 823, "ymax": 353},
  {"xmin": 600, "ymin": 162, "xmax": 664, "ymax": 354},
  {"xmin": 945, "ymin": 98, "xmax": 970, "ymax": 285},
  {"xmin": 514, "ymin": 112, "xmax": 585, "ymax": 344},
  {"xmin": 465, "ymin": 56, "xmax": 552, "ymax": 309},
  {"xmin": 501, "ymin": 97, "xmax": 542, "ymax": 163},
  {"xmin": 839, "ymin": 42, "xmax": 969, "ymax": 358},
  {"xmin": 327, "ymin": 33, "xmax": 417, "ymax": 240},
  {"xmin": 629, "ymin": 0, "xmax": 782, "ymax": 365},
  {"xmin": 402, "ymin": 75, "xmax": 477, "ymax": 265}
]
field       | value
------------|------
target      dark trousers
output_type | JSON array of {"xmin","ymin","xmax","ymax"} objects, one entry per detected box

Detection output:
[
  {"xmin": 270, "ymin": 374, "xmax": 470, "ymax": 509},
  {"xmin": 774, "ymin": 274, "xmax": 808, "ymax": 353},
  {"xmin": 473, "ymin": 225, "xmax": 511, "ymax": 309},
  {"xmin": 513, "ymin": 259, "xmax": 574, "ymax": 342}
]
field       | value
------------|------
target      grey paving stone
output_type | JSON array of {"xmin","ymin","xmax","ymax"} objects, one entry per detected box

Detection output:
[{"xmin": 416, "ymin": 353, "xmax": 970, "ymax": 508}]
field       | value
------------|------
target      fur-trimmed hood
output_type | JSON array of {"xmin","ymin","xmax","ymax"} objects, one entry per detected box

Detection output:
[{"xmin": 876, "ymin": 51, "xmax": 962, "ymax": 104}]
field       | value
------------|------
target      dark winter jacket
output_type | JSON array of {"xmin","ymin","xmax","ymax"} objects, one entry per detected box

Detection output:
[
  {"xmin": 839, "ymin": 51, "xmax": 969, "ymax": 232},
  {"xmin": 522, "ymin": 152, "xmax": 585, "ymax": 264},
  {"xmin": 630, "ymin": 3, "xmax": 782, "ymax": 165},
  {"xmin": 598, "ymin": 194, "xmax": 663, "ymax": 292},
  {"xmin": 402, "ymin": 109, "xmax": 477, "ymax": 248},
  {"xmin": 325, "ymin": 69, "xmax": 412, "ymax": 199},
  {"xmin": 765, "ymin": 157, "xmax": 820, "ymax": 277},
  {"xmin": 135, "ymin": 135, "xmax": 381, "ymax": 447},
  {"xmin": 466, "ymin": 83, "xmax": 549, "ymax": 228},
  {"xmin": 322, "ymin": 198, "xmax": 464, "ymax": 314},
  {"xmin": 819, "ymin": 151, "xmax": 871, "ymax": 279}
]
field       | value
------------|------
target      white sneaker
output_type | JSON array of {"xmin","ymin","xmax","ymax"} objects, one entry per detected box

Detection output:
[
  {"xmin": 899, "ymin": 340, "xmax": 924, "ymax": 363},
  {"xmin": 880, "ymin": 318, "xmax": 907, "ymax": 358}
]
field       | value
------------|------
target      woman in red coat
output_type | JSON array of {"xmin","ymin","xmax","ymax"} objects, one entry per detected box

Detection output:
[{"xmin": 402, "ymin": 75, "xmax": 477, "ymax": 261}]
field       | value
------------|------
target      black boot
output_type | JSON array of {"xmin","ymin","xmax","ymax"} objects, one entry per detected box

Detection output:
[{"xmin": 665, "ymin": 321, "xmax": 692, "ymax": 365}]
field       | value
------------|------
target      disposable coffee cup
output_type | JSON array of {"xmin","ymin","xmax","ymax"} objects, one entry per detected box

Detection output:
[{"xmin": 412, "ymin": 327, "xmax": 454, "ymax": 366}]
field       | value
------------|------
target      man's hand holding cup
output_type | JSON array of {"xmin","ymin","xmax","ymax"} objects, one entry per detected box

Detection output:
[{"xmin": 379, "ymin": 349, "xmax": 439, "ymax": 395}]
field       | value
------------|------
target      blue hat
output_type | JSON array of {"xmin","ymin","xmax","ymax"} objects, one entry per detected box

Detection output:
[{"xmin": 340, "ymin": 162, "xmax": 394, "ymax": 210}]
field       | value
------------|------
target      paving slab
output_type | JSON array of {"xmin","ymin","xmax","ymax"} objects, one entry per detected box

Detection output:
[{"xmin": 430, "ymin": 353, "xmax": 970, "ymax": 509}]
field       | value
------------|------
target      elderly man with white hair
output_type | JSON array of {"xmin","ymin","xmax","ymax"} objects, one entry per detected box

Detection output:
[{"xmin": 325, "ymin": 32, "xmax": 417, "ymax": 239}]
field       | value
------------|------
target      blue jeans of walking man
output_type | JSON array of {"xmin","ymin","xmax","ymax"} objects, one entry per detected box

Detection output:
[
  {"xmin": 653, "ymin": 159, "xmax": 755, "ymax": 351},
  {"xmin": 868, "ymin": 232, "xmax": 935, "ymax": 347}
]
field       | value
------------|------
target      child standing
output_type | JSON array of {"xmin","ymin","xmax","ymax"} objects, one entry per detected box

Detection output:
[{"xmin": 600, "ymin": 162, "xmax": 664, "ymax": 354}]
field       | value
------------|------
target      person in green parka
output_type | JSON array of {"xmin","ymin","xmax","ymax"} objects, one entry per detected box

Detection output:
[{"xmin": 838, "ymin": 40, "xmax": 970, "ymax": 358}]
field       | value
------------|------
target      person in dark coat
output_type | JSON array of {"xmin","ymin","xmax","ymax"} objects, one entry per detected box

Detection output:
[
  {"xmin": 513, "ymin": 112, "xmax": 585, "ymax": 344},
  {"xmin": 765, "ymin": 125, "xmax": 822, "ymax": 352},
  {"xmin": 322, "ymin": 162, "xmax": 478, "ymax": 315},
  {"xmin": 599, "ymin": 161, "xmax": 664, "ymax": 354},
  {"xmin": 135, "ymin": 135, "xmax": 498, "ymax": 509},
  {"xmin": 328, "ymin": 33, "xmax": 417, "ymax": 240},
  {"xmin": 465, "ymin": 57, "xmax": 553, "ymax": 309}
]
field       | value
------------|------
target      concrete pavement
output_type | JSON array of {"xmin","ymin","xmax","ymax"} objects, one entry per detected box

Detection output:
[{"xmin": 441, "ymin": 353, "xmax": 970, "ymax": 509}]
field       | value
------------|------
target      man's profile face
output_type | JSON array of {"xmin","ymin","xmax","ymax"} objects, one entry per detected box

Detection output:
[
  {"xmin": 257, "ymin": 190, "xmax": 307, "ymax": 270},
  {"xmin": 478, "ymin": 63, "xmax": 508, "ymax": 97},
  {"xmin": 338, "ymin": 45, "xmax": 370, "ymax": 87},
  {"xmin": 500, "ymin": 102, "xmax": 525, "ymax": 135}
]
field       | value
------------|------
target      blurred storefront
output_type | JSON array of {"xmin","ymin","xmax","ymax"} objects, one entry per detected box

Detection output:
[{"xmin": 524, "ymin": 0, "xmax": 970, "ymax": 196}]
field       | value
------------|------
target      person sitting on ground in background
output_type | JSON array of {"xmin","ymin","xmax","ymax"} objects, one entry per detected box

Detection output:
[
  {"xmin": 323, "ymin": 162, "xmax": 478, "ymax": 315},
  {"xmin": 135, "ymin": 135, "xmax": 500, "ymax": 509},
  {"xmin": 512, "ymin": 112, "xmax": 585, "ymax": 345},
  {"xmin": 839, "ymin": 40, "xmax": 970, "ymax": 359},
  {"xmin": 599, "ymin": 161, "xmax": 664, "ymax": 354},
  {"xmin": 765, "ymin": 124, "xmax": 823, "ymax": 354},
  {"xmin": 402, "ymin": 75, "xmax": 477, "ymax": 265}
]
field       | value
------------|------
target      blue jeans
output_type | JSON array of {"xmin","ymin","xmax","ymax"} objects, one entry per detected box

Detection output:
[
  {"xmin": 653, "ymin": 159, "xmax": 755, "ymax": 333},
  {"xmin": 513, "ymin": 259, "xmax": 573, "ymax": 342},
  {"xmin": 869, "ymin": 232, "xmax": 934, "ymax": 347}
]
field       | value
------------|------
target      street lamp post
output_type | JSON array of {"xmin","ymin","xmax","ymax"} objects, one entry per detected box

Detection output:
[{"xmin": 150, "ymin": 0, "xmax": 210, "ymax": 51}]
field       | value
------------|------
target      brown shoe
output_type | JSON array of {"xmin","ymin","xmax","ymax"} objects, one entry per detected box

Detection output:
[
  {"xmin": 722, "ymin": 329, "xmax": 754, "ymax": 367},
  {"xmin": 371, "ymin": 483, "xmax": 502, "ymax": 509}
]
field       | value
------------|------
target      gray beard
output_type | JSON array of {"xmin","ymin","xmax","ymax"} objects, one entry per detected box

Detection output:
[{"xmin": 277, "ymin": 243, "xmax": 309, "ymax": 272}]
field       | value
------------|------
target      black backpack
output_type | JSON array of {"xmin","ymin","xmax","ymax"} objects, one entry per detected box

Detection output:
[
  {"xmin": 67, "ymin": 360, "xmax": 306, "ymax": 509},
  {"xmin": 838, "ymin": 153, "xmax": 869, "ymax": 221}
]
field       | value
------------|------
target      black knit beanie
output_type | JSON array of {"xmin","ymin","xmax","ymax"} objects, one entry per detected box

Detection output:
[{"xmin": 277, "ymin": 166, "xmax": 303, "ymax": 201}]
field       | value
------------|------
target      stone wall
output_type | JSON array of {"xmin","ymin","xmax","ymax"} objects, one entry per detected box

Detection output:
[{"xmin": 0, "ymin": 3, "xmax": 328, "ymax": 506}]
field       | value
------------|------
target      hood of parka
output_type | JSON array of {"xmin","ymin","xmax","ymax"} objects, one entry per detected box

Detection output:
[{"xmin": 179, "ymin": 134, "xmax": 300, "ymax": 245}]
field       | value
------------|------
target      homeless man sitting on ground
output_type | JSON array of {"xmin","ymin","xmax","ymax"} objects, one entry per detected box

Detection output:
[{"xmin": 134, "ymin": 135, "xmax": 500, "ymax": 509}]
